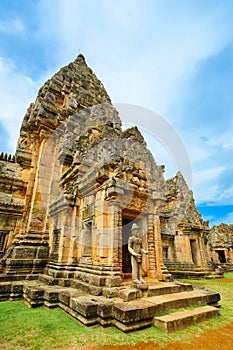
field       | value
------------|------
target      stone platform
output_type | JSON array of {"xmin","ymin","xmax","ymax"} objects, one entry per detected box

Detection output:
[
  {"xmin": 154, "ymin": 305, "xmax": 220, "ymax": 333},
  {"xmin": 0, "ymin": 278, "xmax": 220, "ymax": 332}
]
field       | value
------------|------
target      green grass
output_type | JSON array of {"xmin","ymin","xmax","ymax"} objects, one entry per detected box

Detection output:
[
  {"xmin": 223, "ymin": 272, "xmax": 233, "ymax": 279},
  {"xmin": 0, "ymin": 273, "xmax": 233, "ymax": 349}
]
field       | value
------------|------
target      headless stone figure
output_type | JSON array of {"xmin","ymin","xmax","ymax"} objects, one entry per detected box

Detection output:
[{"xmin": 128, "ymin": 223, "xmax": 148, "ymax": 287}]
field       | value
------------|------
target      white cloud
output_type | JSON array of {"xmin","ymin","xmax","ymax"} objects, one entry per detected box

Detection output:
[
  {"xmin": 194, "ymin": 167, "xmax": 225, "ymax": 188},
  {"xmin": 33, "ymin": 0, "xmax": 233, "ymax": 118},
  {"xmin": 0, "ymin": 57, "xmax": 38, "ymax": 152}
]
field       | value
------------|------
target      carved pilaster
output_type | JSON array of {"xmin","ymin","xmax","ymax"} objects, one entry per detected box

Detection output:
[
  {"xmin": 153, "ymin": 199, "xmax": 173, "ymax": 281},
  {"xmin": 147, "ymin": 213, "xmax": 156, "ymax": 278},
  {"xmin": 108, "ymin": 200, "xmax": 121, "ymax": 267},
  {"xmin": 198, "ymin": 234, "xmax": 208, "ymax": 268}
]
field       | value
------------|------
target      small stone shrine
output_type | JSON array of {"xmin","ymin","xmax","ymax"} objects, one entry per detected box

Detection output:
[
  {"xmin": 207, "ymin": 223, "xmax": 233, "ymax": 271},
  {"xmin": 0, "ymin": 55, "xmax": 221, "ymax": 332}
]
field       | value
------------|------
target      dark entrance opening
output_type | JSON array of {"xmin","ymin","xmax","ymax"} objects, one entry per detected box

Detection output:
[
  {"xmin": 122, "ymin": 218, "xmax": 133, "ymax": 275},
  {"xmin": 163, "ymin": 246, "xmax": 169, "ymax": 259},
  {"xmin": 216, "ymin": 250, "xmax": 226, "ymax": 263},
  {"xmin": 190, "ymin": 239, "xmax": 199, "ymax": 265}
]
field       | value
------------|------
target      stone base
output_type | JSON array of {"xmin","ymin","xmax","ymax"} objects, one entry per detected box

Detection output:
[
  {"xmin": 0, "ymin": 235, "xmax": 49, "ymax": 281},
  {"xmin": 0, "ymin": 279, "xmax": 221, "ymax": 333},
  {"xmin": 132, "ymin": 281, "xmax": 148, "ymax": 290}
]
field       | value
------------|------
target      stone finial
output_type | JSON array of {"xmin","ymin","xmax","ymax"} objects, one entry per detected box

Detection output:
[{"xmin": 75, "ymin": 53, "xmax": 86, "ymax": 64}]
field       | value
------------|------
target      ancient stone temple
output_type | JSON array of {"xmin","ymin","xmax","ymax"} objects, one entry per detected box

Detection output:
[
  {"xmin": 0, "ymin": 55, "xmax": 221, "ymax": 332},
  {"xmin": 160, "ymin": 172, "xmax": 211, "ymax": 278},
  {"xmin": 207, "ymin": 223, "xmax": 233, "ymax": 271}
]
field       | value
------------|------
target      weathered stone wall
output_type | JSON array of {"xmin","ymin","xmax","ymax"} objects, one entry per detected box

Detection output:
[
  {"xmin": 0, "ymin": 155, "xmax": 26, "ymax": 257},
  {"xmin": 207, "ymin": 223, "xmax": 233, "ymax": 270}
]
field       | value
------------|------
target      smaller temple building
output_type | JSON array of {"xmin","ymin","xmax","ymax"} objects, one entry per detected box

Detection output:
[{"xmin": 207, "ymin": 223, "xmax": 233, "ymax": 271}]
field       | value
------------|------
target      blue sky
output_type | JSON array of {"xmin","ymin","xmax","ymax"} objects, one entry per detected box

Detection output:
[{"xmin": 0, "ymin": 0, "xmax": 233, "ymax": 227}]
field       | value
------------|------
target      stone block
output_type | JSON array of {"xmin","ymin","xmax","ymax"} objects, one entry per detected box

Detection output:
[
  {"xmin": 97, "ymin": 297, "xmax": 114, "ymax": 319},
  {"xmin": 154, "ymin": 305, "xmax": 220, "ymax": 333},
  {"xmin": 36, "ymin": 246, "xmax": 49, "ymax": 259},
  {"xmin": 44, "ymin": 289, "xmax": 59, "ymax": 303},
  {"xmin": 58, "ymin": 279, "xmax": 71, "ymax": 287},
  {"xmin": 70, "ymin": 296, "xmax": 98, "ymax": 318},
  {"xmin": 0, "ymin": 282, "xmax": 11, "ymax": 300},
  {"xmin": 10, "ymin": 282, "xmax": 24, "ymax": 299},
  {"xmin": 88, "ymin": 285, "xmax": 103, "ymax": 296},
  {"xmin": 115, "ymin": 318, "xmax": 153, "ymax": 332},
  {"xmin": 105, "ymin": 276, "xmax": 122, "ymax": 287},
  {"xmin": 147, "ymin": 283, "xmax": 179, "ymax": 297},
  {"xmin": 89, "ymin": 275, "xmax": 106, "ymax": 287},
  {"xmin": 38, "ymin": 274, "xmax": 59, "ymax": 285},
  {"xmin": 76, "ymin": 271, "xmax": 90, "ymax": 284},
  {"xmin": 119, "ymin": 288, "xmax": 139, "ymax": 301},
  {"xmin": 12, "ymin": 246, "xmax": 36, "ymax": 259},
  {"xmin": 28, "ymin": 287, "xmax": 45, "ymax": 300},
  {"xmin": 113, "ymin": 300, "xmax": 157, "ymax": 324},
  {"xmin": 102, "ymin": 287, "xmax": 120, "ymax": 298},
  {"xmin": 70, "ymin": 280, "xmax": 89, "ymax": 292},
  {"xmin": 0, "ymin": 282, "xmax": 11, "ymax": 294},
  {"xmin": 58, "ymin": 288, "xmax": 83, "ymax": 306},
  {"xmin": 58, "ymin": 290, "xmax": 72, "ymax": 306}
]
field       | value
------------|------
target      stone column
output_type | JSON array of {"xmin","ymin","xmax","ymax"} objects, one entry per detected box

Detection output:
[
  {"xmin": 228, "ymin": 248, "xmax": 233, "ymax": 263},
  {"xmin": 68, "ymin": 205, "xmax": 80, "ymax": 264},
  {"xmin": 199, "ymin": 234, "xmax": 209, "ymax": 268},
  {"xmin": 108, "ymin": 200, "xmax": 121, "ymax": 267},
  {"xmin": 174, "ymin": 231, "xmax": 184, "ymax": 262},
  {"xmin": 153, "ymin": 204, "xmax": 172, "ymax": 281},
  {"xmin": 147, "ymin": 213, "xmax": 156, "ymax": 278},
  {"xmin": 184, "ymin": 233, "xmax": 192, "ymax": 263}
]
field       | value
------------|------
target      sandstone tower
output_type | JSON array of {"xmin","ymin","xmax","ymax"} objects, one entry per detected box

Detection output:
[
  {"xmin": 0, "ymin": 54, "xmax": 217, "ymax": 283},
  {"xmin": 0, "ymin": 55, "xmax": 222, "ymax": 331}
]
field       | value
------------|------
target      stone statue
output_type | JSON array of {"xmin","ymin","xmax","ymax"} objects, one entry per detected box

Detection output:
[{"xmin": 128, "ymin": 223, "xmax": 148, "ymax": 287}]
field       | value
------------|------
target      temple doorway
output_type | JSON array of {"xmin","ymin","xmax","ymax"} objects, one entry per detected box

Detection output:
[
  {"xmin": 122, "ymin": 218, "xmax": 133, "ymax": 276},
  {"xmin": 190, "ymin": 239, "xmax": 199, "ymax": 266},
  {"xmin": 216, "ymin": 250, "xmax": 226, "ymax": 263}
]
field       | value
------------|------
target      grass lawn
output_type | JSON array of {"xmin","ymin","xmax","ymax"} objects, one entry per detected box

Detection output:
[{"xmin": 0, "ymin": 273, "xmax": 233, "ymax": 350}]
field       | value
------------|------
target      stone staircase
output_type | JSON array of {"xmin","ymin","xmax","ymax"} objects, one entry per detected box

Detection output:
[
  {"xmin": 154, "ymin": 305, "xmax": 219, "ymax": 333},
  {"xmin": 163, "ymin": 261, "xmax": 212, "ymax": 279},
  {"xmin": 0, "ymin": 278, "xmax": 220, "ymax": 332}
]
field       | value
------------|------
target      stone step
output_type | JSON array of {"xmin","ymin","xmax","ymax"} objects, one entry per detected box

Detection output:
[
  {"xmin": 39, "ymin": 274, "xmax": 59, "ymax": 286},
  {"xmin": 113, "ymin": 288, "xmax": 220, "ymax": 332},
  {"xmin": 0, "ymin": 279, "xmax": 221, "ymax": 333},
  {"xmin": 154, "ymin": 305, "xmax": 220, "ymax": 332},
  {"xmin": 170, "ymin": 270, "xmax": 210, "ymax": 279},
  {"xmin": 115, "ymin": 281, "xmax": 193, "ymax": 302},
  {"xmin": 23, "ymin": 280, "xmax": 86, "ymax": 308},
  {"xmin": 0, "ymin": 281, "xmax": 24, "ymax": 300},
  {"xmin": 0, "ymin": 274, "xmax": 38, "ymax": 282},
  {"xmin": 147, "ymin": 281, "xmax": 193, "ymax": 297},
  {"xmin": 144, "ymin": 288, "xmax": 220, "ymax": 314}
]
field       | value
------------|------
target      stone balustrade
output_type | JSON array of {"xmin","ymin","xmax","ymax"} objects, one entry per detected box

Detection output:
[{"xmin": 0, "ymin": 152, "xmax": 16, "ymax": 163}]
